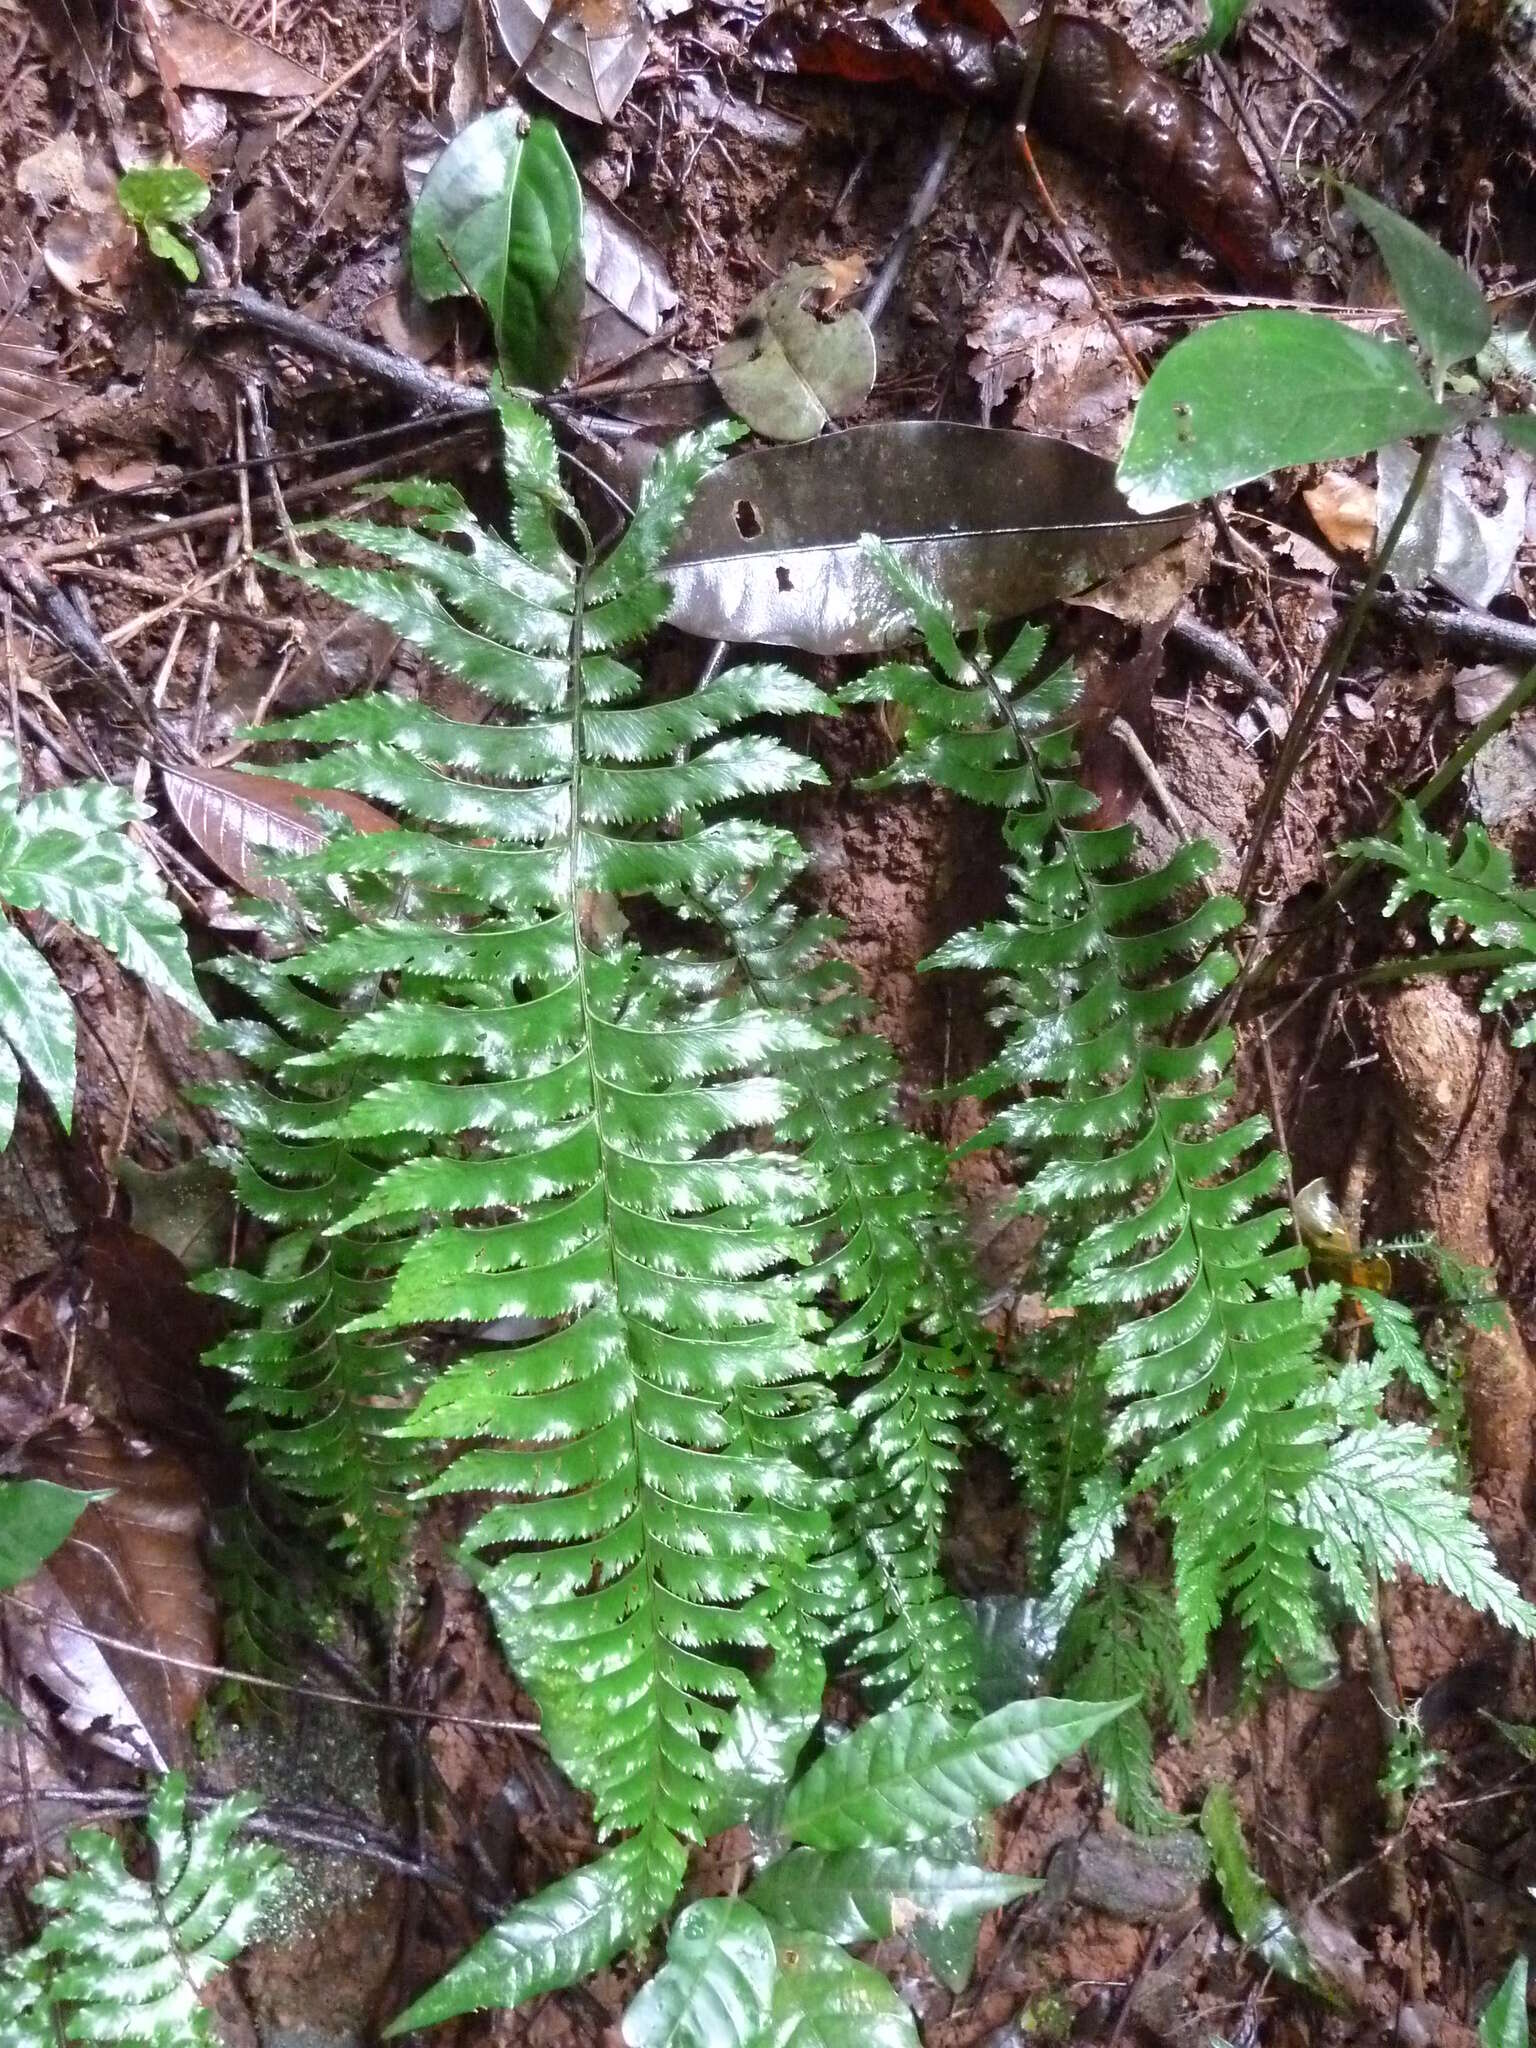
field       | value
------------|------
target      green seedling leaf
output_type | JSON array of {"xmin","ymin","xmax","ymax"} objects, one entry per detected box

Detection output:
[
  {"xmin": 621, "ymin": 1899, "xmax": 776, "ymax": 2048},
  {"xmin": 767, "ymin": 1935, "xmax": 919, "ymax": 2048},
  {"xmin": 1341, "ymin": 183, "xmax": 1491, "ymax": 374},
  {"xmin": 711, "ymin": 263, "xmax": 876, "ymax": 442},
  {"xmin": 781, "ymin": 1696, "xmax": 1132, "ymax": 1851},
  {"xmin": 0, "ymin": 1478, "xmax": 103, "ymax": 1591},
  {"xmin": 1480, "ymin": 1955, "xmax": 1530, "ymax": 2048},
  {"xmin": 1117, "ymin": 311, "xmax": 1454, "ymax": 513},
  {"xmin": 749, "ymin": 1847, "xmax": 1036, "ymax": 1945},
  {"xmin": 409, "ymin": 106, "xmax": 584, "ymax": 391},
  {"xmin": 1200, "ymin": 1784, "xmax": 1327, "ymax": 1996},
  {"xmin": 117, "ymin": 165, "xmax": 209, "ymax": 283},
  {"xmin": 389, "ymin": 1828, "xmax": 685, "ymax": 2029}
]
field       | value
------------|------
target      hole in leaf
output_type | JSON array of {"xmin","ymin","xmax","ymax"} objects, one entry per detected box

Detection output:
[
  {"xmin": 734, "ymin": 498, "xmax": 762, "ymax": 539},
  {"xmin": 776, "ymin": 564, "xmax": 793, "ymax": 592}
]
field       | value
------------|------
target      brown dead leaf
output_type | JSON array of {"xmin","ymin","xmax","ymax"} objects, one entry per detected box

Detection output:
[
  {"xmin": 163, "ymin": 762, "xmax": 394, "ymax": 898},
  {"xmin": 1304, "ymin": 471, "xmax": 1376, "ymax": 557},
  {"xmin": 42, "ymin": 210, "xmax": 137, "ymax": 299},
  {"xmin": 16, "ymin": 135, "xmax": 118, "ymax": 213},
  {"xmin": 142, "ymin": 0, "xmax": 322, "ymax": 97},
  {"xmin": 1072, "ymin": 527, "xmax": 1213, "ymax": 629},
  {"xmin": 816, "ymin": 253, "xmax": 868, "ymax": 307},
  {"xmin": 493, "ymin": 0, "xmax": 648, "ymax": 123},
  {"xmin": 14, "ymin": 1422, "xmax": 217, "ymax": 1767}
]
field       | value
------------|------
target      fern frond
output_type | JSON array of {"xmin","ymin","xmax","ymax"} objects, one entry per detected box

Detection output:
[
  {"xmin": 848, "ymin": 545, "xmax": 1533, "ymax": 1680},
  {"xmin": 0, "ymin": 1774, "xmax": 286, "ymax": 2048},
  {"xmin": 1347, "ymin": 802, "xmax": 1536, "ymax": 1044},
  {"xmin": 223, "ymin": 393, "xmax": 840, "ymax": 1857},
  {"xmin": 1055, "ymin": 1576, "xmax": 1190, "ymax": 1835},
  {"xmin": 678, "ymin": 857, "xmax": 983, "ymax": 1707}
]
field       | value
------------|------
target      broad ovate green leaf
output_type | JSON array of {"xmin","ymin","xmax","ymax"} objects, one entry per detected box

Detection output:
[
  {"xmin": 766, "ymin": 1935, "xmax": 919, "ymax": 2048},
  {"xmin": 0, "ymin": 916, "xmax": 76, "ymax": 1140},
  {"xmin": 780, "ymin": 1697, "xmax": 1131, "ymax": 1850},
  {"xmin": 749, "ymin": 1847, "xmax": 1035, "ymax": 1946},
  {"xmin": 1117, "ymin": 311, "xmax": 1453, "ymax": 513},
  {"xmin": 698, "ymin": 1652, "xmax": 825, "ymax": 1836},
  {"xmin": 409, "ymin": 106, "xmax": 584, "ymax": 391},
  {"xmin": 0, "ymin": 1479, "xmax": 102, "ymax": 1591},
  {"xmin": 1342, "ymin": 182, "xmax": 1491, "ymax": 375},
  {"xmin": 621, "ymin": 1900, "xmax": 775, "ymax": 2048},
  {"xmin": 390, "ymin": 1831, "xmax": 685, "ymax": 2030}
]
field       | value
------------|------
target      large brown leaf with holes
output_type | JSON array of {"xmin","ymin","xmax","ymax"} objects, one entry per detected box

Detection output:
[
  {"xmin": 163, "ymin": 763, "xmax": 394, "ymax": 899},
  {"xmin": 661, "ymin": 422, "xmax": 1193, "ymax": 655}
]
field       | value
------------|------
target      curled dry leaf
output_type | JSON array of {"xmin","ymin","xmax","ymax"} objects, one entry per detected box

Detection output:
[
  {"xmin": 137, "ymin": 0, "xmax": 322, "ymax": 96},
  {"xmin": 580, "ymin": 196, "xmax": 678, "ymax": 376},
  {"xmin": 163, "ymin": 763, "xmax": 395, "ymax": 899},
  {"xmin": 662, "ymin": 422, "xmax": 1193, "ymax": 654},
  {"xmin": 1303, "ymin": 471, "xmax": 1376, "ymax": 558},
  {"xmin": 711, "ymin": 261, "xmax": 876, "ymax": 443},
  {"xmin": 12, "ymin": 1422, "xmax": 218, "ymax": 1769},
  {"xmin": 492, "ymin": 0, "xmax": 649, "ymax": 124}
]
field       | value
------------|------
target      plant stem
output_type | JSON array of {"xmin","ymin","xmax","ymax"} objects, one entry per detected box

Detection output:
[{"xmin": 1236, "ymin": 435, "xmax": 1442, "ymax": 907}]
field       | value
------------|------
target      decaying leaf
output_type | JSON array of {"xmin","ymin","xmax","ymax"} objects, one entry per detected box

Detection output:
[
  {"xmin": 116, "ymin": 1153, "xmax": 234, "ymax": 1277},
  {"xmin": 492, "ymin": 0, "xmax": 649, "ymax": 124},
  {"xmin": 712, "ymin": 261, "xmax": 876, "ymax": 443},
  {"xmin": 1376, "ymin": 439, "xmax": 1527, "ymax": 608},
  {"xmin": 11, "ymin": 1423, "xmax": 218, "ymax": 1769},
  {"xmin": 1304, "ymin": 471, "xmax": 1377, "ymax": 558},
  {"xmin": 137, "ymin": 0, "xmax": 322, "ymax": 96},
  {"xmin": 662, "ymin": 422, "xmax": 1193, "ymax": 654},
  {"xmin": 42, "ymin": 210, "xmax": 138, "ymax": 300},
  {"xmin": 163, "ymin": 763, "xmax": 394, "ymax": 899},
  {"xmin": 580, "ymin": 196, "xmax": 677, "ymax": 377}
]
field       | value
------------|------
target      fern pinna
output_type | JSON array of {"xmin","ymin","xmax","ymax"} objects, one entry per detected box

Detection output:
[
  {"xmin": 845, "ymin": 546, "xmax": 1536, "ymax": 1695},
  {"xmin": 205, "ymin": 391, "xmax": 863, "ymax": 1941}
]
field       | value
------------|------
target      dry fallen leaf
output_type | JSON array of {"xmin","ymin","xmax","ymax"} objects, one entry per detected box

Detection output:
[
  {"xmin": 141, "ymin": 0, "xmax": 322, "ymax": 97},
  {"xmin": 42, "ymin": 209, "xmax": 138, "ymax": 300},
  {"xmin": 1071, "ymin": 527, "xmax": 1213, "ymax": 629},
  {"xmin": 164, "ymin": 762, "xmax": 395, "ymax": 898},
  {"xmin": 492, "ymin": 0, "xmax": 648, "ymax": 123},
  {"xmin": 1304, "ymin": 471, "xmax": 1376, "ymax": 557}
]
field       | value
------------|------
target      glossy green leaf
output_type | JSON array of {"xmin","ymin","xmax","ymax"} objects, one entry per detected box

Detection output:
[
  {"xmin": 409, "ymin": 106, "xmax": 584, "ymax": 390},
  {"xmin": 1184, "ymin": 0, "xmax": 1249, "ymax": 53},
  {"xmin": 1479, "ymin": 1955, "xmax": 1529, "ymax": 2048},
  {"xmin": 749, "ymin": 1847, "xmax": 1035, "ymax": 1945},
  {"xmin": 142, "ymin": 219, "xmax": 199, "ymax": 281},
  {"xmin": 699, "ymin": 1653, "xmax": 825, "ymax": 1836},
  {"xmin": 1117, "ymin": 311, "xmax": 1453, "ymax": 512},
  {"xmin": 781, "ymin": 1697, "xmax": 1131, "ymax": 1850},
  {"xmin": 0, "ymin": 1479, "xmax": 102, "ymax": 1591},
  {"xmin": 0, "ymin": 917, "xmax": 76, "ymax": 1133},
  {"xmin": 1200, "ymin": 1784, "xmax": 1325, "ymax": 1995},
  {"xmin": 1341, "ymin": 183, "xmax": 1490, "ymax": 373},
  {"xmin": 621, "ymin": 1900, "xmax": 775, "ymax": 2048},
  {"xmin": 390, "ymin": 1830, "xmax": 685, "ymax": 2031},
  {"xmin": 764, "ymin": 1936, "xmax": 919, "ymax": 2048}
]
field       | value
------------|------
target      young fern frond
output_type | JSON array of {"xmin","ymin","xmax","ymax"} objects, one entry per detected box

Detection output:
[
  {"xmin": 216, "ymin": 392, "xmax": 840, "ymax": 1874},
  {"xmin": 1054, "ymin": 1575, "xmax": 1191, "ymax": 1835},
  {"xmin": 0, "ymin": 1774, "xmax": 286, "ymax": 2048},
  {"xmin": 679, "ymin": 858, "xmax": 984, "ymax": 1708},
  {"xmin": 845, "ymin": 546, "xmax": 1536, "ymax": 1681},
  {"xmin": 1346, "ymin": 802, "xmax": 1536, "ymax": 1044}
]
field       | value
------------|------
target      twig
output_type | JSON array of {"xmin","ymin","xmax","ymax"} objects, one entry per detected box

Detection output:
[
  {"xmin": 276, "ymin": 17, "xmax": 407, "ymax": 142},
  {"xmin": 861, "ymin": 108, "xmax": 968, "ymax": 329},
  {"xmin": 1235, "ymin": 434, "xmax": 1442, "ymax": 905},
  {"xmin": 1012, "ymin": 135, "xmax": 1149, "ymax": 381},
  {"xmin": 184, "ymin": 284, "xmax": 492, "ymax": 420},
  {"xmin": 1, "ymin": 1592, "xmax": 541, "ymax": 1738},
  {"xmin": 0, "ymin": 559, "xmax": 151, "ymax": 724},
  {"xmin": 243, "ymin": 378, "xmax": 309, "ymax": 565},
  {"xmin": 1013, "ymin": 0, "xmax": 1061, "ymax": 137}
]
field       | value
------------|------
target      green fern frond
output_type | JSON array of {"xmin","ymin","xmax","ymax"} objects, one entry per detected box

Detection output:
[
  {"xmin": 1347, "ymin": 802, "xmax": 1536, "ymax": 1044},
  {"xmin": 847, "ymin": 544, "xmax": 1533, "ymax": 1680},
  {"xmin": 218, "ymin": 393, "xmax": 842, "ymax": 1858},
  {"xmin": 0, "ymin": 1774, "xmax": 286, "ymax": 2048},
  {"xmin": 1055, "ymin": 1576, "xmax": 1191, "ymax": 1834},
  {"xmin": 678, "ymin": 857, "xmax": 984, "ymax": 1707},
  {"xmin": 195, "ymin": 891, "xmax": 429, "ymax": 1603}
]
